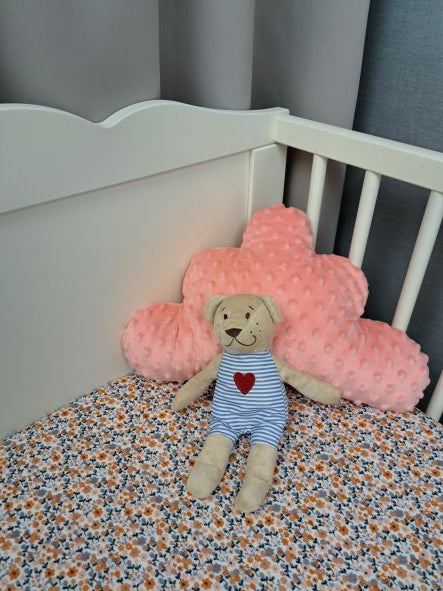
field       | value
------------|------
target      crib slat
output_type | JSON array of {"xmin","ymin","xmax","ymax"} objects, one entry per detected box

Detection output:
[
  {"xmin": 392, "ymin": 190, "xmax": 443, "ymax": 331},
  {"xmin": 349, "ymin": 170, "xmax": 382, "ymax": 268},
  {"xmin": 426, "ymin": 372, "xmax": 443, "ymax": 421},
  {"xmin": 307, "ymin": 154, "xmax": 327, "ymax": 245}
]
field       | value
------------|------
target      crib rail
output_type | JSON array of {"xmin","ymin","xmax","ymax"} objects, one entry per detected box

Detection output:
[{"xmin": 273, "ymin": 114, "xmax": 443, "ymax": 421}]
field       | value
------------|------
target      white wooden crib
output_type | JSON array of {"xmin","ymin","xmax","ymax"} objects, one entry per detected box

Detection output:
[
  {"xmin": 0, "ymin": 101, "xmax": 442, "ymax": 590},
  {"xmin": 0, "ymin": 101, "xmax": 441, "ymax": 436}
]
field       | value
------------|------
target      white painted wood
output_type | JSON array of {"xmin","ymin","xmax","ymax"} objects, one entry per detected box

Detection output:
[
  {"xmin": 392, "ymin": 191, "xmax": 443, "ymax": 331},
  {"xmin": 306, "ymin": 154, "xmax": 327, "ymax": 245},
  {"xmin": 247, "ymin": 144, "xmax": 287, "ymax": 219},
  {"xmin": 349, "ymin": 170, "xmax": 382, "ymax": 268},
  {"xmin": 274, "ymin": 114, "xmax": 443, "ymax": 193},
  {"xmin": 0, "ymin": 101, "xmax": 288, "ymax": 215},
  {"xmin": 0, "ymin": 153, "xmax": 254, "ymax": 438},
  {"xmin": 426, "ymin": 372, "xmax": 443, "ymax": 421}
]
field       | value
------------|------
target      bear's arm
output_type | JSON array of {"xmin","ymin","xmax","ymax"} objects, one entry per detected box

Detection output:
[
  {"xmin": 273, "ymin": 356, "xmax": 341, "ymax": 405},
  {"xmin": 172, "ymin": 353, "xmax": 223, "ymax": 411}
]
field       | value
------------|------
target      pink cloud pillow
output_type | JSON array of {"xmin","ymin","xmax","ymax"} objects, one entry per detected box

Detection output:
[{"xmin": 123, "ymin": 205, "xmax": 429, "ymax": 411}]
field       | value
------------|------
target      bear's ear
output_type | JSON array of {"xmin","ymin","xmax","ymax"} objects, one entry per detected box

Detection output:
[
  {"xmin": 203, "ymin": 295, "xmax": 226, "ymax": 324},
  {"xmin": 260, "ymin": 295, "xmax": 281, "ymax": 324}
]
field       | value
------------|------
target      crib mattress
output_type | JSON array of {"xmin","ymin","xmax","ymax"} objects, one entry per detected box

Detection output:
[{"xmin": 1, "ymin": 376, "xmax": 442, "ymax": 590}]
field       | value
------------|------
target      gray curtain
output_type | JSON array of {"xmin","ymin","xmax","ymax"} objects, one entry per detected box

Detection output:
[
  {"xmin": 252, "ymin": 0, "xmax": 369, "ymax": 253},
  {"xmin": 160, "ymin": 0, "xmax": 255, "ymax": 110},
  {"xmin": 0, "ymin": 0, "xmax": 370, "ymax": 252},
  {"xmin": 0, "ymin": 0, "xmax": 160, "ymax": 121},
  {"xmin": 335, "ymin": 0, "xmax": 443, "ymax": 412},
  {"xmin": 160, "ymin": 0, "xmax": 370, "ymax": 252}
]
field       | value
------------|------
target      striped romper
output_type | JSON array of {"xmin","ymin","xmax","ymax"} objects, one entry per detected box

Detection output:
[{"xmin": 209, "ymin": 350, "xmax": 288, "ymax": 449}]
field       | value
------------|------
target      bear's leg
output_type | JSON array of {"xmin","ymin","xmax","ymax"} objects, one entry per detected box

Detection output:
[
  {"xmin": 235, "ymin": 443, "xmax": 277, "ymax": 513},
  {"xmin": 186, "ymin": 434, "xmax": 234, "ymax": 499}
]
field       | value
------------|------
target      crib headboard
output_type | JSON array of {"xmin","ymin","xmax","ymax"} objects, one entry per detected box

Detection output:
[{"xmin": 0, "ymin": 101, "xmax": 287, "ymax": 438}]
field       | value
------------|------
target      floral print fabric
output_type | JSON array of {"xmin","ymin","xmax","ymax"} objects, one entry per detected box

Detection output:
[{"xmin": 1, "ymin": 375, "xmax": 442, "ymax": 590}]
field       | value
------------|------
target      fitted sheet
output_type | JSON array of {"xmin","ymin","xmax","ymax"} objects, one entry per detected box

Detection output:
[{"xmin": 1, "ymin": 376, "xmax": 442, "ymax": 590}]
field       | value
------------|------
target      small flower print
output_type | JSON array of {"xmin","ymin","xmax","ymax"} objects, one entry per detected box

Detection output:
[{"xmin": 0, "ymin": 375, "xmax": 441, "ymax": 590}]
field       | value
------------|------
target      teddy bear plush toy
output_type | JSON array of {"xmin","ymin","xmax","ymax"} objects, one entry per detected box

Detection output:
[{"xmin": 172, "ymin": 293, "xmax": 341, "ymax": 513}]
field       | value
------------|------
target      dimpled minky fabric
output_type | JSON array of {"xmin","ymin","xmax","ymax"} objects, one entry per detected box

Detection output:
[
  {"xmin": 123, "ymin": 205, "xmax": 429, "ymax": 412},
  {"xmin": 1, "ymin": 376, "xmax": 442, "ymax": 591}
]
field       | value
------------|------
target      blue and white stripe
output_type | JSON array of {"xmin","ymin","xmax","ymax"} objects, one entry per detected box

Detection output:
[{"xmin": 209, "ymin": 350, "xmax": 288, "ymax": 449}]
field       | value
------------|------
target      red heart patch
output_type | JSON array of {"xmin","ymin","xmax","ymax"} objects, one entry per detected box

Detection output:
[{"xmin": 234, "ymin": 372, "xmax": 255, "ymax": 395}]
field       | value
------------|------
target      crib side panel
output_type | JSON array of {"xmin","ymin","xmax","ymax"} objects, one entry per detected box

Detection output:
[{"xmin": 0, "ymin": 155, "xmax": 245, "ymax": 437}]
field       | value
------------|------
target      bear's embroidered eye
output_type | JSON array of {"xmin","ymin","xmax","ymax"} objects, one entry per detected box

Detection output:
[
  {"xmin": 245, "ymin": 312, "xmax": 250, "ymax": 319},
  {"xmin": 223, "ymin": 314, "xmax": 228, "ymax": 320}
]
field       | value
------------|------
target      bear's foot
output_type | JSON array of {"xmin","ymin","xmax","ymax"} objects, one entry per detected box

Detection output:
[
  {"xmin": 186, "ymin": 462, "xmax": 223, "ymax": 499},
  {"xmin": 235, "ymin": 476, "xmax": 271, "ymax": 513}
]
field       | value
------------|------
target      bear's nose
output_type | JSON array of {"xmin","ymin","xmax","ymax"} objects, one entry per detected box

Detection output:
[{"xmin": 225, "ymin": 328, "xmax": 242, "ymax": 337}]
